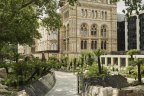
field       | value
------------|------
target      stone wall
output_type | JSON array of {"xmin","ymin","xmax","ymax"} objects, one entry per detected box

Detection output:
[
  {"xmin": 21, "ymin": 72, "xmax": 56, "ymax": 96},
  {"xmin": 82, "ymin": 86, "xmax": 144, "ymax": 96}
]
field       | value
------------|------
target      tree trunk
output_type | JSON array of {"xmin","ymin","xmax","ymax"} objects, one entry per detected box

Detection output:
[
  {"xmin": 98, "ymin": 56, "xmax": 102, "ymax": 74},
  {"xmin": 137, "ymin": 63, "xmax": 141, "ymax": 84},
  {"xmin": 131, "ymin": 55, "xmax": 134, "ymax": 61}
]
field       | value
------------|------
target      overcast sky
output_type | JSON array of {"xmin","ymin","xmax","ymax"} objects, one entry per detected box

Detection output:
[
  {"xmin": 117, "ymin": 0, "xmax": 144, "ymax": 14},
  {"xmin": 117, "ymin": 0, "xmax": 126, "ymax": 13}
]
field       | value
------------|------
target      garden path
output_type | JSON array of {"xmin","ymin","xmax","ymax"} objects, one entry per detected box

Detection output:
[{"xmin": 45, "ymin": 71, "xmax": 79, "ymax": 96}]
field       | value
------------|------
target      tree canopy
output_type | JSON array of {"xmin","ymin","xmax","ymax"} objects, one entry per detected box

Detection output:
[{"xmin": 0, "ymin": 0, "xmax": 62, "ymax": 45}]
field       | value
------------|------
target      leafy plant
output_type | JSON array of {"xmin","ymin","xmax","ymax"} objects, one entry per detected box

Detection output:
[{"xmin": 87, "ymin": 64, "xmax": 109, "ymax": 78}]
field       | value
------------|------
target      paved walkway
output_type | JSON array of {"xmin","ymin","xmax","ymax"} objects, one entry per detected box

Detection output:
[{"xmin": 45, "ymin": 71, "xmax": 79, "ymax": 96}]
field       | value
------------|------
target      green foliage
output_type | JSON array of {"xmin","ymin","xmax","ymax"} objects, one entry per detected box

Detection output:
[
  {"xmin": 93, "ymin": 49, "xmax": 105, "ymax": 74},
  {"xmin": 87, "ymin": 64, "xmax": 109, "ymax": 78},
  {"xmin": 0, "ymin": 0, "xmax": 63, "ymax": 45},
  {"xmin": 2, "ymin": 56, "xmax": 60, "ymax": 88},
  {"xmin": 126, "ymin": 66, "xmax": 137, "ymax": 78},
  {"xmin": 141, "ymin": 65, "xmax": 144, "ymax": 77},
  {"xmin": 127, "ymin": 49, "xmax": 138, "ymax": 55},
  {"xmin": 127, "ymin": 49, "xmax": 139, "ymax": 57},
  {"xmin": 59, "ymin": 56, "xmax": 69, "ymax": 67},
  {"xmin": 93, "ymin": 49, "xmax": 104, "ymax": 57},
  {"xmin": 48, "ymin": 56, "xmax": 61, "ymax": 69},
  {"xmin": 80, "ymin": 50, "xmax": 94, "ymax": 66},
  {"xmin": 129, "ymin": 81, "xmax": 144, "ymax": 86}
]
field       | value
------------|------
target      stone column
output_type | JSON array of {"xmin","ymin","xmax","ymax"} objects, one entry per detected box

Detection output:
[
  {"xmin": 111, "ymin": 57, "xmax": 114, "ymax": 66},
  {"xmin": 125, "ymin": 17, "xmax": 128, "ymax": 51},
  {"xmin": 136, "ymin": 15, "xmax": 140, "ymax": 50},
  {"xmin": 105, "ymin": 57, "xmax": 108, "ymax": 66},
  {"xmin": 126, "ymin": 57, "xmax": 129, "ymax": 67}
]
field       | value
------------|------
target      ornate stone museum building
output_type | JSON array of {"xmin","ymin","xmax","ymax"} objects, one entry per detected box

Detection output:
[
  {"xmin": 18, "ymin": 0, "xmax": 118, "ymax": 58},
  {"xmin": 59, "ymin": 0, "xmax": 117, "ymax": 56}
]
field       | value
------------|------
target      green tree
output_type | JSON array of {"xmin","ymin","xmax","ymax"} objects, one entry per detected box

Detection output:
[
  {"xmin": 87, "ymin": 64, "xmax": 108, "ymax": 78},
  {"xmin": 127, "ymin": 49, "xmax": 138, "ymax": 61},
  {"xmin": 132, "ymin": 58, "xmax": 144, "ymax": 84},
  {"xmin": 93, "ymin": 49, "xmax": 104, "ymax": 74},
  {"xmin": 0, "ymin": 0, "xmax": 64, "ymax": 45}
]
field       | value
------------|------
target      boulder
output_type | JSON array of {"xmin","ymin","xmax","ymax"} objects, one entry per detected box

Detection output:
[
  {"xmin": 0, "ymin": 68, "xmax": 7, "ymax": 78},
  {"xmin": 0, "ymin": 83, "xmax": 8, "ymax": 89},
  {"xmin": 17, "ymin": 90, "xmax": 29, "ymax": 96}
]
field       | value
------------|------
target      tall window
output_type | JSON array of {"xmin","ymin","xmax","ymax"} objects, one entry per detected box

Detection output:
[
  {"xmin": 105, "ymin": 12, "xmax": 107, "ymax": 20},
  {"xmin": 85, "ymin": 9, "xmax": 88, "ymax": 17},
  {"xmin": 102, "ymin": 11, "xmax": 104, "ymax": 19},
  {"xmin": 51, "ymin": 43, "xmax": 57, "ymax": 50},
  {"xmin": 67, "ymin": 24, "xmax": 69, "ymax": 37},
  {"xmin": 91, "ymin": 40, "xmax": 97, "ymax": 49},
  {"xmin": 63, "ymin": 26, "xmax": 66, "ymax": 38},
  {"xmin": 104, "ymin": 41, "xmax": 106, "ymax": 49},
  {"xmin": 101, "ymin": 41, "xmax": 103, "ymax": 49},
  {"xmin": 63, "ymin": 39, "xmax": 66, "ymax": 50},
  {"xmin": 92, "ymin": 10, "xmax": 94, "ymax": 18},
  {"xmin": 64, "ymin": 11, "xmax": 69, "ymax": 19},
  {"xmin": 95, "ymin": 11, "xmax": 98, "ymax": 18},
  {"xmin": 92, "ymin": 10, "xmax": 97, "ymax": 19},
  {"xmin": 101, "ymin": 25, "xmax": 107, "ymax": 37},
  {"xmin": 91, "ymin": 24, "xmax": 97, "ymax": 36},
  {"xmin": 80, "ymin": 23, "xmax": 88, "ymax": 36},
  {"xmin": 101, "ymin": 40, "xmax": 106, "ymax": 50},
  {"xmin": 81, "ymin": 40, "xmax": 87, "ymax": 49},
  {"xmin": 49, "ymin": 28, "xmax": 58, "ymax": 40},
  {"xmin": 81, "ymin": 9, "xmax": 88, "ymax": 17},
  {"xmin": 81, "ymin": 9, "xmax": 85, "ymax": 17},
  {"xmin": 67, "ymin": 39, "xmax": 69, "ymax": 51}
]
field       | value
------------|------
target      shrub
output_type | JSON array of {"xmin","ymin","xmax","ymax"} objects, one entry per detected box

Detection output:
[
  {"xmin": 87, "ymin": 64, "xmax": 109, "ymax": 78},
  {"xmin": 2, "ymin": 56, "xmax": 60, "ymax": 88}
]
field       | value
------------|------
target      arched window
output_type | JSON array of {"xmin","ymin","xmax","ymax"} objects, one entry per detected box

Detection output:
[
  {"xmin": 80, "ymin": 23, "xmax": 88, "ymax": 36},
  {"xmin": 101, "ymin": 25, "xmax": 107, "ymax": 37},
  {"xmin": 91, "ymin": 24, "xmax": 97, "ymax": 36}
]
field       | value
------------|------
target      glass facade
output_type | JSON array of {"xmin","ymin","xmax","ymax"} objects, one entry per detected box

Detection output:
[
  {"xmin": 128, "ymin": 16, "xmax": 137, "ymax": 50},
  {"xmin": 139, "ymin": 13, "xmax": 144, "ymax": 50}
]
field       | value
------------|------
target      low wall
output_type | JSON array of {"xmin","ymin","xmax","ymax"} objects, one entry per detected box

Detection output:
[
  {"xmin": 23, "ymin": 72, "xmax": 56, "ymax": 96},
  {"xmin": 82, "ymin": 86, "xmax": 144, "ymax": 96}
]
